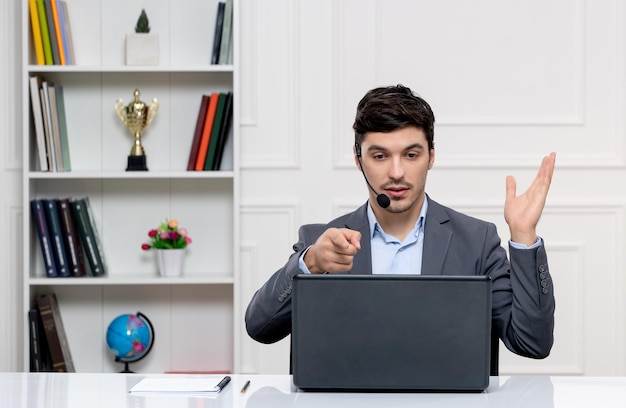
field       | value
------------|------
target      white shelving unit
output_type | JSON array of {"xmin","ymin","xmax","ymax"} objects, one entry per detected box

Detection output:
[{"xmin": 21, "ymin": 0, "xmax": 239, "ymax": 373}]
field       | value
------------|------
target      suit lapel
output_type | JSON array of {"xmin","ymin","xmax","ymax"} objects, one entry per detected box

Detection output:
[
  {"xmin": 343, "ymin": 204, "xmax": 373, "ymax": 275},
  {"xmin": 421, "ymin": 197, "xmax": 452, "ymax": 275}
]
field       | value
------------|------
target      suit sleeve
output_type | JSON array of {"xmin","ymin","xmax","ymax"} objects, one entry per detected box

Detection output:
[
  {"xmin": 244, "ymin": 224, "xmax": 324, "ymax": 344},
  {"xmin": 487, "ymin": 223, "xmax": 555, "ymax": 358}
]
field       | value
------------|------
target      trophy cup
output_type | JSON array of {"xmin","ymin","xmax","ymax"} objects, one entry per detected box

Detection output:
[{"xmin": 115, "ymin": 89, "xmax": 159, "ymax": 171}]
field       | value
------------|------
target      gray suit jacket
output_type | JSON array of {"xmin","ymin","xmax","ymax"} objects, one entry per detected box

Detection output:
[{"xmin": 245, "ymin": 196, "xmax": 555, "ymax": 359}]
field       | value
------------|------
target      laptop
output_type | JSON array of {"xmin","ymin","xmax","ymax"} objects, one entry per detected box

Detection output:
[{"xmin": 291, "ymin": 274, "xmax": 492, "ymax": 392}]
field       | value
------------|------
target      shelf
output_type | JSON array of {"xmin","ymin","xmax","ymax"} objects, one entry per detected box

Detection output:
[
  {"xmin": 27, "ymin": 65, "xmax": 235, "ymax": 74},
  {"xmin": 28, "ymin": 274, "xmax": 234, "ymax": 286},
  {"xmin": 28, "ymin": 171, "xmax": 235, "ymax": 180}
]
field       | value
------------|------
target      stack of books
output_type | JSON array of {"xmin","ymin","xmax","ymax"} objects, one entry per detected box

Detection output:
[
  {"xmin": 31, "ymin": 197, "xmax": 107, "ymax": 278},
  {"xmin": 187, "ymin": 92, "xmax": 234, "ymax": 171},
  {"xmin": 28, "ymin": 0, "xmax": 75, "ymax": 65},
  {"xmin": 29, "ymin": 293, "xmax": 75, "ymax": 372},
  {"xmin": 29, "ymin": 75, "xmax": 71, "ymax": 172}
]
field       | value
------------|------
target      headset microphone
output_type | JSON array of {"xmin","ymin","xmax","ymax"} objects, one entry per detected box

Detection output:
[{"xmin": 355, "ymin": 144, "xmax": 391, "ymax": 209}]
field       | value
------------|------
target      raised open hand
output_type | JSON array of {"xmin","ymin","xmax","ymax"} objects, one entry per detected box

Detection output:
[{"xmin": 504, "ymin": 152, "xmax": 556, "ymax": 246}]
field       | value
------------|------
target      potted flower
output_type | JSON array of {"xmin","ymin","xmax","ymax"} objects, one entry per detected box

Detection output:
[
  {"xmin": 126, "ymin": 9, "xmax": 159, "ymax": 65},
  {"xmin": 142, "ymin": 219, "xmax": 191, "ymax": 276}
]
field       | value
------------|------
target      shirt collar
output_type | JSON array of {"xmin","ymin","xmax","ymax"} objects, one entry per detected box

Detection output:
[{"xmin": 367, "ymin": 197, "xmax": 429, "ymax": 239}]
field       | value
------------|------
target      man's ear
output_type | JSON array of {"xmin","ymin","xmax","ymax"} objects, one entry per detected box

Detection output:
[
  {"xmin": 428, "ymin": 149, "xmax": 435, "ymax": 170},
  {"xmin": 353, "ymin": 145, "xmax": 362, "ymax": 170}
]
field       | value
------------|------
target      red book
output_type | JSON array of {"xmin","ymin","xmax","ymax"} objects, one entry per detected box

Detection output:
[
  {"xmin": 194, "ymin": 93, "xmax": 219, "ymax": 171},
  {"xmin": 187, "ymin": 95, "xmax": 210, "ymax": 171}
]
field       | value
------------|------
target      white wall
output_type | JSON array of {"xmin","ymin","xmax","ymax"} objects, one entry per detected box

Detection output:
[
  {"xmin": 236, "ymin": 0, "xmax": 626, "ymax": 376},
  {"xmin": 3, "ymin": 0, "xmax": 626, "ymax": 376}
]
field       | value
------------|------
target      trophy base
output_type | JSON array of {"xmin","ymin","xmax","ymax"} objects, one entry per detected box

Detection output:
[{"xmin": 126, "ymin": 155, "xmax": 148, "ymax": 171}]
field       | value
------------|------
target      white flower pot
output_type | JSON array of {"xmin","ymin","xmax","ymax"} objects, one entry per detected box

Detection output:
[
  {"xmin": 156, "ymin": 249, "xmax": 186, "ymax": 277},
  {"xmin": 126, "ymin": 33, "xmax": 159, "ymax": 65}
]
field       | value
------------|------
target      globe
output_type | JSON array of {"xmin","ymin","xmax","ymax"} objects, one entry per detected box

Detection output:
[{"xmin": 106, "ymin": 312, "xmax": 154, "ymax": 373}]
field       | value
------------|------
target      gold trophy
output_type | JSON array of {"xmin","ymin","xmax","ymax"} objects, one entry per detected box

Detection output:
[{"xmin": 115, "ymin": 89, "xmax": 159, "ymax": 171}]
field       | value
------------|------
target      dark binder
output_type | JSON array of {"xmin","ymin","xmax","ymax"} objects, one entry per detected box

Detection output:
[
  {"xmin": 31, "ymin": 199, "xmax": 57, "ymax": 277},
  {"xmin": 42, "ymin": 198, "xmax": 70, "ymax": 277}
]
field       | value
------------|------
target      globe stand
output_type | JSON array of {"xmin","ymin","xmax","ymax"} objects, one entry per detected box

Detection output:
[{"xmin": 116, "ymin": 358, "xmax": 135, "ymax": 373}]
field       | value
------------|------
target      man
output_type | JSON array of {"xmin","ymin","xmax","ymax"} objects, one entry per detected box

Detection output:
[{"xmin": 245, "ymin": 84, "xmax": 556, "ymax": 361}]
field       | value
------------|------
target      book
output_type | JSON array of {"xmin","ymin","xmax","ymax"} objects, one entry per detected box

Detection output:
[
  {"xmin": 212, "ymin": 92, "xmax": 234, "ymax": 170},
  {"xmin": 211, "ymin": 2, "xmax": 226, "ymax": 64},
  {"xmin": 187, "ymin": 94, "xmax": 210, "ymax": 171},
  {"xmin": 59, "ymin": 1, "xmax": 75, "ymax": 64},
  {"xmin": 218, "ymin": 0, "xmax": 233, "ymax": 65},
  {"xmin": 40, "ymin": 82, "xmax": 57, "ymax": 171},
  {"xmin": 30, "ymin": 199, "xmax": 57, "ymax": 278},
  {"xmin": 204, "ymin": 93, "xmax": 227, "ymax": 170},
  {"xmin": 49, "ymin": 0, "xmax": 65, "ymax": 65},
  {"xmin": 194, "ymin": 93, "xmax": 219, "ymax": 171},
  {"xmin": 42, "ymin": 198, "xmax": 70, "ymax": 277},
  {"xmin": 71, "ymin": 197, "xmax": 107, "ymax": 276},
  {"xmin": 29, "ymin": 76, "xmax": 49, "ymax": 171},
  {"xmin": 43, "ymin": 0, "xmax": 60, "ymax": 65},
  {"xmin": 36, "ymin": 293, "xmax": 75, "ymax": 372},
  {"xmin": 35, "ymin": 0, "xmax": 53, "ymax": 65},
  {"xmin": 55, "ymin": 85, "xmax": 71, "ymax": 170},
  {"xmin": 28, "ymin": 0, "xmax": 45, "ymax": 65},
  {"xmin": 28, "ymin": 308, "xmax": 52, "ymax": 372},
  {"xmin": 57, "ymin": 198, "xmax": 86, "ymax": 277},
  {"xmin": 47, "ymin": 84, "xmax": 64, "ymax": 171}
]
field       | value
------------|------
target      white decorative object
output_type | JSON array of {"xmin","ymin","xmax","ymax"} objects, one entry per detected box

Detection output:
[
  {"xmin": 156, "ymin": 249, "xmax": 185, "ymax": 277},
  {"xmin": 126, "ymin": 33, "xmax": 159, "ymax": 65}
]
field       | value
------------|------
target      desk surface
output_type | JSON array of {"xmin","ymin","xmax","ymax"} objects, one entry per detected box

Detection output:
[{"xmin": 1, "ymin": 373, "xmax": 625, "ymax": 407}]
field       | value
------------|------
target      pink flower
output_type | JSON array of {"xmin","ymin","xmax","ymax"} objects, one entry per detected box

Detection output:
[
  {"xmin": 141, "ymin": 243, "xmax": 150, "ymax": 251},
  {"xmin": 148, "ymin": 229, "xmax": 158, "ymax": 238}
]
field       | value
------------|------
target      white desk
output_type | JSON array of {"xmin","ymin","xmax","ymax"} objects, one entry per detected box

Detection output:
[{"xmin": 1, "ymin": 373, "xmax": 625, "ymax": 407}]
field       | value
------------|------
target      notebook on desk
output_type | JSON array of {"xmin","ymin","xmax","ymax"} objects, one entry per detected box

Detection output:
[{"xmin": 291, "ymin": 274, "xmax": 492, "ymax": 392}]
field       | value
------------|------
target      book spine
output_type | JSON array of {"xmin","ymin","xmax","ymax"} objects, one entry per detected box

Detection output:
[
  {"xmin": 83, "ymin": 197, "xmax": 108, "ymax": 275},
  {"xmin": 47, "ymin": 84, "xmax": 64, "ymax": 171},
  {"xmin": 49, "ymin": 0, "xmax": 65, "ymax": 65},
  {"xmin": 36, "ymin": 294, "xmax": 69, "ymax": 372},
  {"xmin": 28, "ymin": 0, "xmax": 45, "ymax": 65},
  {"xmin": 71, "ymin": 198, "xmax": 105, "ymax": 276},
  {"xmin": 40, "ymin": 81, "xmax": 57, "ymax": 171},
  {"xmin": 218, "ymin": 0, "xmax": 233, "ymax": 64},
  {"xmin": 59, "ymin": 1, "xmax": 75, "ymax": 64},
  {"xmin": 211, "ymin": 2, "xmax": 226, "ymax": 64},
  {"xmin": 30, "ymin": 199, "xmax": 57, "ymax": 277},
  {"xmin": 29, "ymin": 75, "xmax": 49, "ymax": 171},
  {"xmin": 194, "ymin": 93, "xmax": 220, "ymax": 170},
  {"xmin": 55, "ymin": 85, "xmax": 71, "ymax": 171},
  {"xmin": 36, "ymin": 0, "xmax": 53, "ymax": 65},
  {"xmin": 212, "ymin": 92, "xmax": 234, "ymax": 170},
  {"xmin": 28, "ymin": 309, "xmax": 42, "ymax": 372},
  {"xmin": 43, "ymin": 0, "xmax": 60, "ymax": 65},
  {"xmin": 204, "ymin": 93, "xmax": 227, "ymax": 170},
  {"xmin": 42, "ymin": 198, "xmax": 70, "ymax": 277},
  {"xmin": 187, "ymin": 94, "xmax": 210, "ymax": 171},
  {"xmin": 36, "ymin": 294, "xmax": 74, "ymax": 372},
  {"xmin": 57, "ymin": 198, "xmax": 87, "ymax": 277}
]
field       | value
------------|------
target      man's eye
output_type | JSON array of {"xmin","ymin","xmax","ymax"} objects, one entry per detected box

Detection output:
[
  {"xmin": 373, "ymin": 153, "xmax": 385, "ymax": 160},
  {"xmin": 406, "ymin": 152, "xmax": 419, "ymax": 159}
]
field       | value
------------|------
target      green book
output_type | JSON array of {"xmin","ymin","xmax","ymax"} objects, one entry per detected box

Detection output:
[
  {"xmin": 204, "ymin": 93, "xmax": 227, "ymax": 170},
  {"xmin": 36, "ymin": 0, "xmax": 53, "ymax": 65},
  {"xmin": 55, "ymin": 85, "xmax": 71, "ymax": 171}
]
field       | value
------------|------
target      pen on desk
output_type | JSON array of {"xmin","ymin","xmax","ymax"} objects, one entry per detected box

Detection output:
[
  {"xmin": 240, "ymin": 380, "xmax": 251, "ymax": 394},
  {"xmin": 214, "ymin": 376, "xmax": 231, "ymax": 392}
]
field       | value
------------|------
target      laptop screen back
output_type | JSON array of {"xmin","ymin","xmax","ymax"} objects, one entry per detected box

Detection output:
[{"xmin": 291, "ymin": 274, "xmax": 492, "ymax": 392}]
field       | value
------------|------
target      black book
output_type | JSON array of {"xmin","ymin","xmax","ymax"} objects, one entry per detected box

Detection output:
[
  {"xmin": 211, "ymin": 2, "xmax": 226, "ymax": 64},
  {"xmin": 36, "ymin": 293, "xmax": 75, "ymax": 372},
  {"xmin": 28, "ymin": 308, "xmax": 52, "ymax": 372},
  {"xmin": 212, "ymin": 92, "xmax": 233, "ymax": 170},
  {"xmin": 31, "ymin": 199, "xmax": 57, "ymax": 277},
  {"xmin": 70, "ymin": 197, "xmax": 107, "ymax": 276},
  {"xmin": 57, "ymin": 198, "xmax": 87, "ymax": 277},
  {"xmin": 42, "ymin": 198, "xmax": 71, "ymax": 277}
]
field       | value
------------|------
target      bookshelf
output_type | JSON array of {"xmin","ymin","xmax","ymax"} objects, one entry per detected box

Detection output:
[{"xmin": 21, "ymin": 0, "xmax": 239, "ymax": 373}]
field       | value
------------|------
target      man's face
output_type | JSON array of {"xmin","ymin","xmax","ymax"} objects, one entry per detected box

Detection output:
[{"xmin": 355, "ymin": 126, "xmax": 435, "ymax": 214}]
